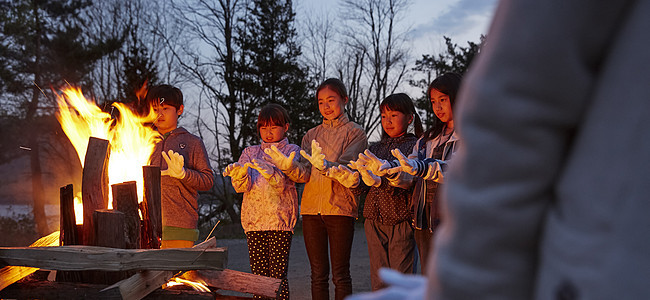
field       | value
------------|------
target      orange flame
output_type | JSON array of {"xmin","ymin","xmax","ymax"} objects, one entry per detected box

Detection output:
[
  {"xmin": 165, "ymin": 277, "xmax": 211, "ymax": 293},
  {"xmin": 56, "ymin": 87, "xmax": 161, "ymax": 210},
  {"xmin": 0, "ymin": 231, "xmax": 60, "ymax": 290}
]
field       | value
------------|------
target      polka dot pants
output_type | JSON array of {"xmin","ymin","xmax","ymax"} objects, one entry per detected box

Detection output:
[{"xmin": 246, "ymin": 230, "xmax": 292, "ymax": 300}]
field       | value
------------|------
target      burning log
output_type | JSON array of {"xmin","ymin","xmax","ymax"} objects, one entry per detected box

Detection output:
[
  {"xmin": 100, "ymin": 237, "xmax": 217, "ymax": 300},
  {"xmin": 141, "ymin": 166, "xmax": 162, "ymax": 249},
  {"xmin": 82, "ymin": 137, "xmax": 110, "ymax": 246},
  {"xmin": 58, "ymin": 184, "xmax": 83, "ymax": 283},
  {"xmin": 94, "ymin": 209, "xmax": 126, "ymax": 249},
  {"xmin": 94, "ymin": 209, "xmax": 130, "ymax": 285},
  {"xmin": 0, "ymin": 245, "xmax": 227, "ymax": 272},
  {"xmin": 182, "ymin": 269, "xmax": 283, "ymax": 299},
  {"xmin": 111, "ymin": 181, "xmax": 140, "ymax": 249},
  {"xmin": 59, "ymin": 184, "xmax": 78, "ymax": 246}
]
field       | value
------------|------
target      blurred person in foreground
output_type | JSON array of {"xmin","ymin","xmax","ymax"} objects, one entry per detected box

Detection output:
[{"xmin": 348, "ymin": 0, "xmax": 650, "ymax": 299}]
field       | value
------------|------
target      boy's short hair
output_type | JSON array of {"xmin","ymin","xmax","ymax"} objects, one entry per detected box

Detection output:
[
  {"xmin": 257, "ymin": 103, "xmax": 291, "ymax": 132},
  {"xmin": 145, "ymin": 84, "xmax": 184, "ymax": 110}
]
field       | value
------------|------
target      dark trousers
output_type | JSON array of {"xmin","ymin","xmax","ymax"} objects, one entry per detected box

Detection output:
[
  {"xmin": 246, "ymin": 230, "xmax": 293, "ymax": 300},
  {"xmin": 302, "ymin": 214, "xmax": 355, "ymax": 300},
  {"xmin": 414, "ymin": 228, "xmax": 433, "ymax": 274},
  {"xmin": 364, "ymin": 219, "xmax": 415, "ymax": 290}
]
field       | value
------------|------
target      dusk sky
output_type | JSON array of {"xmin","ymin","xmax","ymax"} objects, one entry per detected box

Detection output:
[{"xmin": 298, "ymin": 0, "xmax": 499, "ymax": 59}]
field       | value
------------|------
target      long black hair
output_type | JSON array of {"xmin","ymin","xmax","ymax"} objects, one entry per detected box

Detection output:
[{"xmin": 423, "ymin": 72, "xmax": 462, "ymax": 141}]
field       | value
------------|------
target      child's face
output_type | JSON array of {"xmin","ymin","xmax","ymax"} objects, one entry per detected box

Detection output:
[
  {"xmin": 259, "ymin": 123, "xmax": 289, "ymax": 143},
  {"xmin": 318, "ymin": 87, "xmax": 347, "ymax": 120},
  {"xmin": 431, "ymin": 89, "xmax": 453, "ymax": 124},
  {"xmin": 153, "ymin": 103, "xmax": 183, "ymax": 134},
  {"xmin": 381, "ymin": 109, "xmax": 412, "ymax": 138}
]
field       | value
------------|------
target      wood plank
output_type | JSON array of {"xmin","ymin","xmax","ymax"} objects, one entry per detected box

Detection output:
[
  {"xmin": 82, "ymin": 137, "xmax": 110, "ymax": 246},
  {"xmin": 0, "ymin": 231, "xmax": 60, "ymax": 291},
  {"xmin": 141, "ymin": 166, "xmax": 162, "ymax": 249},
  {"xmin": 111, "ymin": 181, "xmax": 140, "ymax": 249},
  {"xmin": 0, "ymin": 278, "xmax": 236, "ymax": 300},
  {"xmin": 0, "ymin": 245, "xmax": 227, "ymax": 272},
  {"xmin": 100, "ymin": 237, "xmax": 218, "ymax": 300},
  {"xmin": 181, "ymin": 269, "xmax": 282, "ymax": 299}
]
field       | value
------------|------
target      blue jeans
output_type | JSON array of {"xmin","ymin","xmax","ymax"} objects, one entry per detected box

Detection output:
[{"xmin": 302, "ymin": 214, "xmax": 355, "ymax": 300}]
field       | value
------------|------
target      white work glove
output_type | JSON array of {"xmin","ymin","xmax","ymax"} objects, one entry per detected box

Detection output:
[
  {"xmin": 348, "ymin": 158, "xmax": 381, "ymax": 187},
  {"xmin": 161, "ymin": 150, "xmax": 186, "ymax": 179},
  {"xmin": 353, "ymin": 150, "xmax": 393, "ymax": 177},
  {"xmin": 346, "ymin": 268, "xmax": 426, "ymax": 300},
  {"xmin": 326, "ymin": 165, "xmax": 359, "ymax": 188},
  {"xmin": 387, "ymin": 148, "xmax": 419, "ymax": 175},
  {"xmin": 222, "ymin": 162, "xmax": 249, "ymax": 180},
  {"xmin": 300, "ymin": 140, "xmax": 327, "ymax": 171},
  {"xmin": 245, "ymin": 159, "xmax": 275, "ymax": 179},
  {"xmin": 263, "ymin": 145, "xmax": 297, "ymax": 170},
  {"xmin": 359, "ymin": 167, "xmax": 382, "ymax": 187}
]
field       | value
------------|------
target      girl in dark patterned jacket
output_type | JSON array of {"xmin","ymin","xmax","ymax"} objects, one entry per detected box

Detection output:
[{"xmin": 328, "ymin": 93, "xmax": 423, "ymax": 290}]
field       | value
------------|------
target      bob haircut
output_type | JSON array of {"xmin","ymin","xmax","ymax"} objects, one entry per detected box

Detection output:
[{"xmin": 257, "ymin": 103, "xmax": 291, "ymax": 133}]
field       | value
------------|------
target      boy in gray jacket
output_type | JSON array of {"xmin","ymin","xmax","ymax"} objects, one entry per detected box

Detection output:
[{"xmin": 146, "ymin": 84, "xmax": 214, "ymax": 248}]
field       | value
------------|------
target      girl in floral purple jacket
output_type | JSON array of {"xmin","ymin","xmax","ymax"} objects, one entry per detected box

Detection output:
[{"xmin": 223, "ymin": 104, "xmax": 300, "ymax": 300}]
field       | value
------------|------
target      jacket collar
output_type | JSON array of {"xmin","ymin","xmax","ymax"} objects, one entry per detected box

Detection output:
[
  {"xmin": 322, "ymin": 113, "xmax": 349, "ymax": 128},
  {"xmin": 162, "ymin": 127, "xmax": 188, "ymax": 138},
  {"xmin": 261, "ymin": 137, "xmax": 289, "ymax": 150},
  {"xmin": 448, "ymin": 130, "xmax": 460, "ymax": 143},
  {"xmin": 381, "ymin": 133, "xmax": 416, "ymax": 145}
]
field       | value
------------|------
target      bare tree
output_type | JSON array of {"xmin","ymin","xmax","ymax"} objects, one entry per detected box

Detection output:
[
  {"xmin": 84, "ymin": 0, "xmax": 175, "ymax": 106},
  {"xmin": 150, "ymin": 0, "xmax": 245, "ymax": 224},
  {"xmin": 339, "ymin": 0, "xmax": 412, "ymax": 134},
  {"xmin": 300, "ymin": 8, "xmax": 336, "ymax": 83}
]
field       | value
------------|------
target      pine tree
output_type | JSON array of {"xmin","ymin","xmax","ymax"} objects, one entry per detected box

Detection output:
[
  {"xmin": 410, "ymin": 35, "xmax": 484, "ymax": 128},
  {"xmin": 0, "ymin": 0, "xmax": 121, "ymax": 236},
  {"xmin": 234, "ymin": 0, "xmax": 318, "ymax": 151}
]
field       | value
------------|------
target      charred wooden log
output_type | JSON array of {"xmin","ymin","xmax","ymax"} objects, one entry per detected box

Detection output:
[
  {"xmin": 82, "ymin": 137, "xmax": 110, "ymax": 246},
  {"xmin": 141, "ymin": 166, "xmax": 161, "ymax": 249},
  {"xmin": 111, "ymin": 181, "xmax": 140, "ymax": 249}
]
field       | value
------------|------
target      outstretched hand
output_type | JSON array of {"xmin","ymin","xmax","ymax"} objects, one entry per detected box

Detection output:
[
  {"xmin": 387, "ymin": 148, "xmax": 419, "ymax": 175},
  {"xmin": 222, "ymin": 162, "xmax": 249, "ymax": 179},
  {"xmin": 245, "ymin": 159, "xmax": 275, "ymax": 179},
  {"xmin": 263, "ymin": 145, "xmax": 297, "ymax": 170},
  {"xmin": 359, "ymin": 166, "xmax": 382, "ymax": 187},
  {"xmin": 300, "ymin": 140, "xmax": 326, "ymax": 170},
  {"xmin": 161, "ymin": 150, "xmax": 186, "ymax": 179},
  {"xmin": 351, "ymin": 150, "xmax": 392, "ymax": 177},
  {"xmin": 326, "ymin": 164, "xmax": 360, "ymax": 188},
  {"xmin": 345, "ymin": 268, "xmax": 426, "ymax": 300}
]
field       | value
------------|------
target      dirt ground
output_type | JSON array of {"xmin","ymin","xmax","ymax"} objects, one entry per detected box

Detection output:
[{"xmin": 215, "ymin": 223, "xmax": 372, "ymax": 299}]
